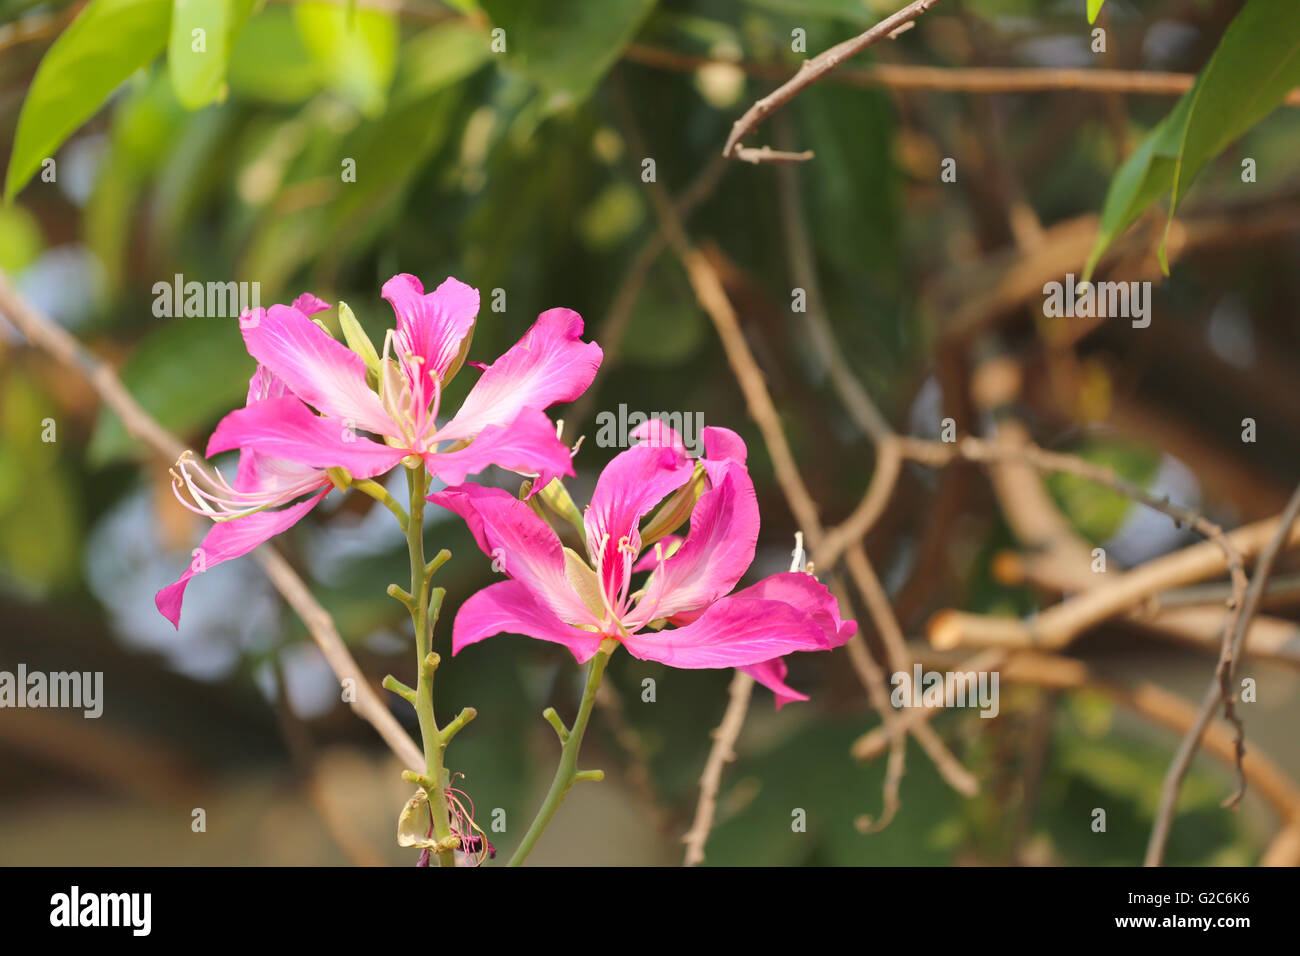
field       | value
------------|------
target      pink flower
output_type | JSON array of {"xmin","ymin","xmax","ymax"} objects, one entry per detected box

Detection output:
[
  {"xmin": 431, "ymin": 422, "xmax": 856, "ymax": 707},
  {"xmin": 207, "ymin": 277, "xmax": 602, "ymax": 487},
  {"xmin": 156, "ymin": 277, "xmax": 602, "ymax": 627}
]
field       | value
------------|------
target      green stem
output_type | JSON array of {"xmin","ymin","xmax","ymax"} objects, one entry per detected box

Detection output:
[
  {"xmin": 405, "ymin": 463, "xmax": 458, "ymax": 867},
  {"xmin": 354, "ymin": 477, "xmax": 409, "ymax": 530},
  {"xmin": 508, "ymin": 638, "xmax": 616, "ymax": 866}
]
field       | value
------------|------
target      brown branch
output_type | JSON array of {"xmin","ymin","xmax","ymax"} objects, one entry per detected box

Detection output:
[
  {"xmin": 0, "ymin": 270, "xmax": 425, "ymax": 772},
  {"xmin": 860, "ymin": 649, "xmax": 1300, "ymax": 838},
  {"xmin": 681, "ymin": 670, "xmax": 754, "ymax": 866},
  {"xmin": 722, "ymin": 0, "xmax": 948, "ymax": 162},
  {"xmin": 1002, "ymin": 551, "xmax": 1300, "ymax": 668},
  {"xmin": 623, "ymin": 45, "xmax": 1300, "ymax": 106},
  {"xmin": 1146, "ymin": 481, "xmax": 1300, "ymax": 866},
  {"xmin": 929, "ymin": 509, "xmax": 1297, "ymax": 653}
]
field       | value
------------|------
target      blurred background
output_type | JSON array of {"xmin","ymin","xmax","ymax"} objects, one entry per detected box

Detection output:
[{"xmin": 0, "ymin": 0, "xmax": 1297, "ymax": 865}]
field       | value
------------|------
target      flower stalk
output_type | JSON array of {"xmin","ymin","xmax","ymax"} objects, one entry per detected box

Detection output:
[
  {"xmin": 395, "ymin": 461, "xmax": 465, "ymax": 867},
  {"xmin": 508, "ymin": 636, "xmax": 617, "ymax": 866}
]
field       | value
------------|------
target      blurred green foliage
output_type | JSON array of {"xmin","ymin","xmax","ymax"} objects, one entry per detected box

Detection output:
[{"xmin": 0, "ymin": 0, "xmax": 1292, "ymax": 865}]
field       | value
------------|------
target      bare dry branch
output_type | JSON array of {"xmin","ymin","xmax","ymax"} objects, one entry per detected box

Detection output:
[
  {"xmin": 1146, "ymin": 481, "xmax": 1300, "ymax": 866},
  {"xmin": 722, "ymin": 0, "xmax": 948, "ymax": 162},
  {"xmin": 681, "ymin": 671, "xmax": 754, "ymax": 866}
]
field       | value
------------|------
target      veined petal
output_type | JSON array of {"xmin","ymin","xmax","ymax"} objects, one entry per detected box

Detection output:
[
  {"xmin": 739, "ymin": 659, "xmax": 810, "ymax": 710},
  {"xmin": 439, "ymin": 308, "xmax": 601, "ymax": 441},
  {"xmin": 450, "ymin": 579, "xmax": 606, "ymax": 663},
  {"xmin": 729, "ymin": 572, "xmax": 857, "ymax": 646},
  {"xmin": 701, "ymin": 425, "xmax": 747, "ymax": 463},
  {"xmin": 242, "ymin": 302, "xmax": 395, "ymax": 436},
  {"xmin": 429, "ymin": 483, "xmax": 598, "ymax": 628},
  {"xmin": 156, "ymin": 488, "xmax": 329, "ymax": 628},
  {"xmin": 381, "ymin": 274, "xmax": 479, "ymax": 387},
  {"xmin": 208, "ymin": 396, "xmax": 406, "ymax": 479},
  {"xmin": 621, "ymin": 594, "xmax": 842, "ymax": 669},
  {"xmin": 246, "ymin": 364, "xmax": 291, "ymax": 405},
  {"xmin": 699, "ymin": 425, "xmax": 748, "ymax": 484},
  {"xmin": 231, "ymin": 445, "xmax": 325, "ymax": 497},
  {"xmin": 425, "ymin": 407, "xmax": 574, "ymax": 488},
  {"xmin": 625, "ymin": 467, "xmax": 758, "ymax": 629}
]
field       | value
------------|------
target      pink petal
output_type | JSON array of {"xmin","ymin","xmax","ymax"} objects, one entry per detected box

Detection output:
[
  {"xmin": 700, "ymin": 426, "xmax": 748, "ymax": 484},
  {"xmin": 621, "ymin": 593, "xmax": 844, "ymax": 670},
  {"xmin": 629, "ymin": 418, "xmax": 687, "ymax": 454},
  {"xmin": 242, "ymin": 302, "xmax": 395, "ymax": 436},
  {"xmin": 429, "ymin": 483, "xmax": 598, "ymax": 627},
  {"xmin": 626, "ymin": 467, "xmax": 758, "ymax": 629},
  {"xmin": 292, "ymin": 292, "xmax": 331, "ymax": 317},
  {"xmin": 450, "ymin": 579, "xmax": 606, "ymax": 663},
  {"xmin": 208, "ymin": 396, "xmax": 406, "ymax": 479},
  {"xmin": 425, "ymin": 407, "xmax": 575, "ymax": 487},
  {"xmin": 628, "ymin": 420, "xmax": 748, "ymax": 489},
  {"xmin": 439, "ymin": 308, "xmax": 602, "ymax": 441},
  {"xmin": 381, "ymin": 274, "xmax": 479, "ymax": 385},
  {"xmin": 156, "ymin": 488, "xmax": 329, "ymax": 628},
  {"xmin": 730, "ymin": 571, "xmax": 858, "ymax": 646},
  {"xmin": 246, "ymin": 365, "xmax": 291, "ymax": 405},
  {"xmin": 701, "ymin": 426, "xmax": 748, "ymax": 465},
  {"xmin": 739, "ymin": 658, "xmax": 810, "ymax": 709},
  {"xmin": 232, "ymin": 445, "xmax": 326, "ymax": 496},
  {"xmin": 583, "ymin": 439, "xmax": 694, "ymax": 607}
]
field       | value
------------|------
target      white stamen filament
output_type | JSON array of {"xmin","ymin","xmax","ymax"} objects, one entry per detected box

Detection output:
[{"xmin": 170, "ymin": 451, "xmax": 322, "ymax": 522}]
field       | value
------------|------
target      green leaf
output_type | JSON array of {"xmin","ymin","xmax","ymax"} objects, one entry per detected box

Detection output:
[
  {"xmin": 1159, "ymin": 0, "xmax": 1300, "ymax": 270},
  {"xmin": 391, "ymin": 21, "xmax": 492, "ymax": 104},
  {"xmin": 227, "ymin": 8, "xmax": 322, "ymax": 104},
  {"xmin": 1087, "ymin": 0, "xmax": 1106, "ymax": 24},
  {"xmin": 168, "ymin": 0, "xmax": 231, "ymax": 108},
  {"xmin": 1084, "ymin": 0, "xmax": 1300, "ymax": 278},
  {"xmin": 481, "ymin": 0, "xmax": 656, "ymax": 111},
  {"xmin": 292, "ymin": 3, "xmax": 398, "ymax": 117},
  {"xmin": 0, "ymin": 204, "xmax": 43, "ymax": 273},
  {"xmin": 0, "ymin": 372, "xmax": 79, "ymax": 596},
  {"xmin": 4, "ymin": 0, "xmax": 171, "ymax": 201},
  {"xmin": 1082, "ymin": 91, "xmax": 1195, "ymax": 280},
  {"xmin": 87, "ymin": 318, "xmax": 254, "ymax": 465}
]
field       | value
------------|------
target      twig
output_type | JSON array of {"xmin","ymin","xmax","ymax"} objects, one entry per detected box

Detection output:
[
  {"xmin": 1145, "ymin": 481, "xmax": 1300, "ymax": 866},
  {"xmin": 623, "ymin": 45, "xmax": 1300, "ymax": 106},
  {"xmin": 0, "ymin": 270, "xmax": 424, "ymax": 772},
  {"xmin": 681, "ymin": 670, "xmax": 754, "ymax": 866},
  {"xmin": 863, "ymin": 649, "xmax": 1300, "ymax": 838},
  {"xmin": 722, "ymin": 0, "xmax": 947, "ymax": 162},
  {"xmin": 929, "ymin": 508, "xmax": 1297, "ymax": 653},
  {"xmin": 1156, "ymin": 573, "xmax": 1300, "ymax": 609}
]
